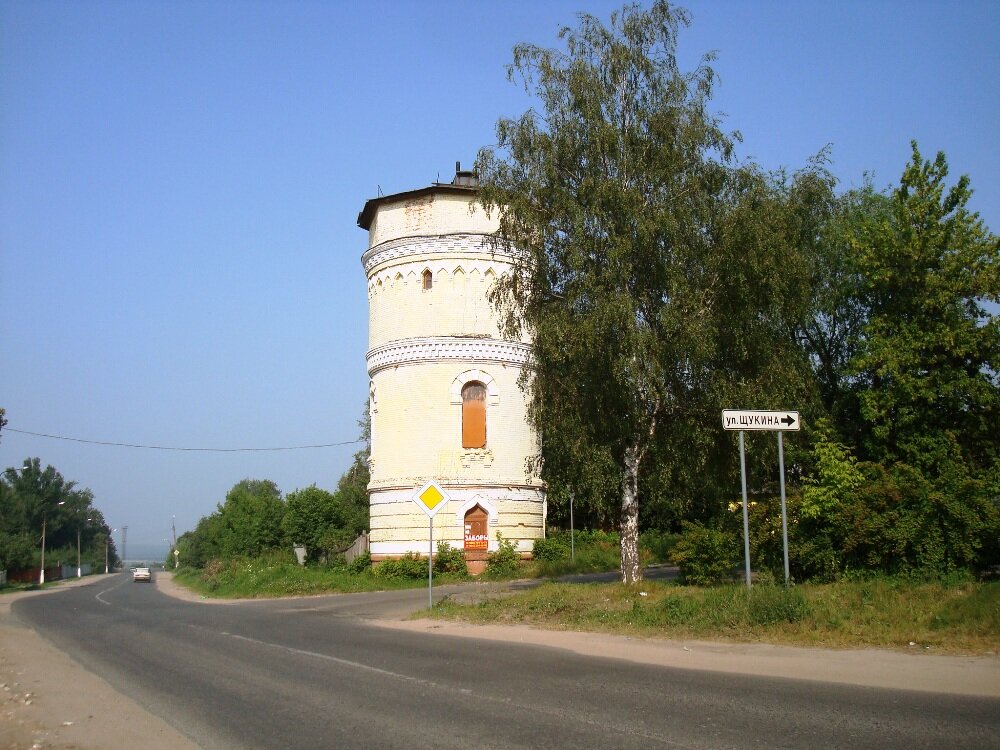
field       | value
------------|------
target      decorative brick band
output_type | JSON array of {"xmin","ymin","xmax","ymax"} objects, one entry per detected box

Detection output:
[
  {"xmin": 366, "ymin": 336, "xmax": 530, "ymax": 376},
  {"xmin": 362, "ymin": 233, "xmax": 517, "ymax": 275}
]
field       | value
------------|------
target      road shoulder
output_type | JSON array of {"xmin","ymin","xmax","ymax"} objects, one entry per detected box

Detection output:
[
  {"xmin": 156, "ymin": 570, "xmax": 1000, "ymax": 698},
  {"xmin": 0, "ymin": 575, "xmax": 199, "ymax": 750},
  {"xmin": 371, "ymin": 617, "xmax": 1000, "ymax": 698}
]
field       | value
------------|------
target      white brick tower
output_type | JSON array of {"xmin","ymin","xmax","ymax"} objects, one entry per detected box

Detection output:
[{"xmin": 358, "ymin": 165, "xmax": 545, "ymax": 568}]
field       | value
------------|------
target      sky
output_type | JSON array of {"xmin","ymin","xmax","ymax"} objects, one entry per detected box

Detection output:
[{"xmin": 2, "ymin": 0, "xmax": 998, "ymax": 556}]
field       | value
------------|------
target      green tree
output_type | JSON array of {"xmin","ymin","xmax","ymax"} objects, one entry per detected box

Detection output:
[
  {"xmin": 282, "ymin": 485, "xmax": 344, "ymax": 562},
  {"xmin": 176, "ymin": 512, "xmax": 224, "ymax": 569},
  {"xmin": 217, "ymin": 479, "xmax": 285, "ymax": 559},
  {"xmin": 477, "ymin": 1, "xmax": 816, "ymax": 582},
  {"xmin": 1, "ymin": 458, "xmax": 112, "ymax": 572},
  {"xmin": 797, "ymin": 183, "xmax": 890, "ymax": 425},
  {"xmin": 850, "ymin": 142, "xmax": 999, "ymax": 474},
  {"xmin": 332, "ymin": 401, "xmax": 371, "ymax": 541}
]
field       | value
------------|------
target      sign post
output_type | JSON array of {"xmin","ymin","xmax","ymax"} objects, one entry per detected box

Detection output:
[
  {"xmin": 411, "ymin": 480, "xmax": 451, "ymax": 608},
  {"xmin": 738, "ymin": 430, "xmax": 751, "ymax": 589},
  {"xmin": 722, "ymin": 410, "xmax": 800, "ymax": 588},
  {"xmin": 569, "ymin": 491, "xmax": 575, "ymax": 562}
]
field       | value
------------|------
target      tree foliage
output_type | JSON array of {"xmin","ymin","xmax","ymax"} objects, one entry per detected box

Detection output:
[
  {"xmin": 848, "ymin": 142, "xmax": 999, "ymax": 474},
  {"xmin": 282, "ymin": 485, "xmax": 346, "ymax": 562},
  {"xmin": 216, "ymin": 479, "xmax": 286, "ymax": 559},
  {"xmin": 478, "ymin": 0, "xmax": 817, "ymax": 582},
  {"xmin": 178, "ymin": 405, "xmax": 371, "ymax": 570},
  {"xmin": 0, "ymin": 457, "xmax": 117, "ymax": 572}
]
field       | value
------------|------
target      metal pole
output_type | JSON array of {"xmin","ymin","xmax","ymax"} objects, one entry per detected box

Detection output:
[
  {"xmin": 40, "ymin": 515, "xmax": 46, "ymax": 585},
  {"xmin": 76, "ymin": 526, "xmax": 82, "ymax": 578},
  {"xmin": 172, "ymin": 515, "xmax": 178, "ymax": 568},
  {"xmin": 739, "ymin": 431, "xmax": 752, "ymax": 589},
  {"xmin": 428, "ymin": 517, "xmax": 434, "ymax": 609},
  {"xmin": 778, "ymin": 432, "xmax": 790, "ymax": 586},
  {"xmin": 569, "ymin": 491, "xmax": 575, "ymax": 562}
]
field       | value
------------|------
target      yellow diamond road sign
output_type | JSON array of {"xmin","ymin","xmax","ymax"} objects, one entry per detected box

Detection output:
[{"xmin": 412, "ymin": 480, "xmax": 451, "ymax": 518}]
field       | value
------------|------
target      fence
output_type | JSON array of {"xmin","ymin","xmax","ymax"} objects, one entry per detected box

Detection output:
[
  {"xmin": 61, "ymin": 563, "xmax": 93, "ymax": 579},
  {"xmin": 342, "ymin": 531, "xmax": 369, "ymax": 564},
  {"xmin": 6, "ymin": 566, "xmax": 63, "ymax": 584}
]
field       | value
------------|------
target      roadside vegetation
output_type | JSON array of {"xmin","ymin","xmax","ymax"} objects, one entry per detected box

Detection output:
[
  {"xmin": 477, "ymin": 0, "xmax": 999, "ymax": 586},
  {"xmin": 430, "ymin": 577, "xmax": 1000, "ymax": 655},
  {"xmin": 0, "ymin": 455, "xmax": 118, "ymax": 583},
  {"xmin": 107, "ymin": 2, "xmax": 998, "ymax": 657}
]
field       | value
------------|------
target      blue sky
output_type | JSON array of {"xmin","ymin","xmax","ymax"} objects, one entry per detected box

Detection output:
[{"xmin": 2, "ymin": 0, "xmax": 997, "ymax": 553}]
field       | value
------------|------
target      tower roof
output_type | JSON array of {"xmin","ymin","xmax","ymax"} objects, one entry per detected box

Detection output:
[{"xmin": 357, "ymin": 164, "xmax": 480, "ymax": 230}]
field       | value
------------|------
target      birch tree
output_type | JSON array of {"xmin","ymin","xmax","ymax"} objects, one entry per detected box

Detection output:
[{"xmin": 477, "ymin": 1, "xmax": 816, "ymax": 582}]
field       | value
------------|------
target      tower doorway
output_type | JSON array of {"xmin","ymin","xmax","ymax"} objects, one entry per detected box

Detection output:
[{"xmin": 464, "ymin": 505, "xmax": 489, "ymax": 552}]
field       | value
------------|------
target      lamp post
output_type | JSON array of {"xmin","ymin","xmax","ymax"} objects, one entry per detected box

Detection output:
[
  {"xmin": 44, "ymin": 499, "xmax": 66, "ymax": 585},
  {"xmin": 76, "ymin": 515, "xmax": 92, "ymax": 578},
  {"xmin": 105, "ymin": 528, "xmax": 117, "ymax": 574},
  {"xmin": 121, "ymin": 526, "xmax": 127, "ymax": 574}
]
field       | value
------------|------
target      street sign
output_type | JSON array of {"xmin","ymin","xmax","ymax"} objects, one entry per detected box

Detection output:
[
  {"xmin": 722, "ymin": 410, "xmax": 800, "ymax": 431},
  {"xmin": 411, "ymin": 480, "xmax": 451, "ymax": 518},
  {"xmin": 723, "ymin": 408, "xmax": 802, "ymax": 588},
  {"xmin": 411, "ymin": 480, "xmax": 451, "ymax": 609}
]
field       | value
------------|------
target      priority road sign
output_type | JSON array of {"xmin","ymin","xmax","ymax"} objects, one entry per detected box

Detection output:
[
  {"xmin": 412, "ymin": 480, "xmax": 451, "ymax": 518},
  {"xmin": 722, "ymin": 410, "xmax": 800, "ymax": 431}
]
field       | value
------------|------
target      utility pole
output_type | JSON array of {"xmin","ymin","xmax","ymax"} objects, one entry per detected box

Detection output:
[
  {"xmin": 121, "ymin": 525, "xmax": 128, "ymax": 572},
  {"xmin": 172, "ymin": 515, "xmax": 178, "ymax": 568}
]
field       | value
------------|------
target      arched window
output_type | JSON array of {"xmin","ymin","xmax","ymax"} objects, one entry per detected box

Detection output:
[
  {"xmin": 461, "ymin": 381, "xmax": 487, "ymax": 448},
  {"xmin": 422, "ymin": 269, "xmax": 433, "ymax": 290}
]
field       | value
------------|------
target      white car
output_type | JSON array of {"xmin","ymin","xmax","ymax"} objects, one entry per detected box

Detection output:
[{"xmin": 132, "ymin": 566, "xmax": 151, "ymax": 582}]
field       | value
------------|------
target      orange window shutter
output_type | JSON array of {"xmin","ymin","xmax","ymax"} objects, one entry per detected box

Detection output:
[{"xmin": 462, "ymin": 386, "xmax": 487, "ymax": 448}]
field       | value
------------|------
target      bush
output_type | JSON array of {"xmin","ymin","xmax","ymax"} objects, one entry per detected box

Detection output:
[
  {"xmin": 529, "ymin": 530, "xmax": 621, "ymax": 577},
  {"xmin": 639, "ymin": 530, "xmax": 679, "ymax": 564},
  {"xmin": 434, "ymin": 542, "xmax": 468, "ymax": 576},
  {"xmin": 670, "ymin": 522, "xmax": 739, "ymax": 586},
  {"xmin": 533, "ymin": 536, "xmax": 571, "ymax": 562},
  {"xmin": 373, "ymin": 552, "xmax": 427, "ymax": 579},
  {"xmin": 347, "ymin": 551, "xmax": 371, "ymax": 574},
  {"xmin": 0, "ymin": 532, "xmax": 35, "ymax": 571},
  {"xmin": 485, "ymin": 533, "xmax": 521, "ymax": 578}
]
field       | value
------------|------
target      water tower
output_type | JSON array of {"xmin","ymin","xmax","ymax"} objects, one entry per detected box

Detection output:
[{"xmin": 358, "ymin": 164, "xmax": 546, "ymax": 569}]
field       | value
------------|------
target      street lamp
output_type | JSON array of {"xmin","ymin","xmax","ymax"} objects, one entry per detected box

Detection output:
[
  {"xmin": 75, "ymin": 515, "xmax": 93, "ymax": 579},
  {"xmin": 105, "ymin": 528, "xmax": 118, "ymax": 574},
  {"xmin": 45, "ymin": 498, "xmax": 66, "ymax": 585}
]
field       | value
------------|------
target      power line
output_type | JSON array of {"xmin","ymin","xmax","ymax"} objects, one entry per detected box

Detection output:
[{"xmin": 5, "ymin": 428, "xmax": 363, "ymax": 452}]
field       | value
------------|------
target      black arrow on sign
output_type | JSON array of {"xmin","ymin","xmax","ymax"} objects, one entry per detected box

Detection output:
[{"xmin": 781, "ymin": 414, "xmax": 796, "ymax": 427}]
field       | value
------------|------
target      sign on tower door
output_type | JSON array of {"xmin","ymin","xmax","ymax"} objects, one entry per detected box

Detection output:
[{"xmin": 464, "ymin": 506, "xmax": 489, "ymax": 550}]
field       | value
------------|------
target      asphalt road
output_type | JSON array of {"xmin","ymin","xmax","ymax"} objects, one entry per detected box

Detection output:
[{"xmin": 13, "ymin": 575, "xmax": 999, "ymax": 750}]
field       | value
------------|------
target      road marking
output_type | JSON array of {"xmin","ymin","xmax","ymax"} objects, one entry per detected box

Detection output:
[
  {"xmin": 198, "ymin": 626, "xmax": 695, "ymax": 747},
  {"xmin": 220, "ymin": 630, "xmax": 441, "ymax": 688},
  {"xmin": 94, "ymin": 576, "xmax": 130, "ymax": 606}
]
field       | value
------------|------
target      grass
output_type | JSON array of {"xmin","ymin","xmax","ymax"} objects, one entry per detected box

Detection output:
[
  {"xmin": 428, "ymin": 578, "xmax": 1000, "ymax": 655},
  {"xmin": 167, "ymin": 541, "xmax": 999, "ymax": 656},
  {"xmin": 0, "ymin": 579, "xmax": 81, "ymax": 595},
  {"xmin": 173, "ymin": 557, "xmax": 466, "ymax": 598}
]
